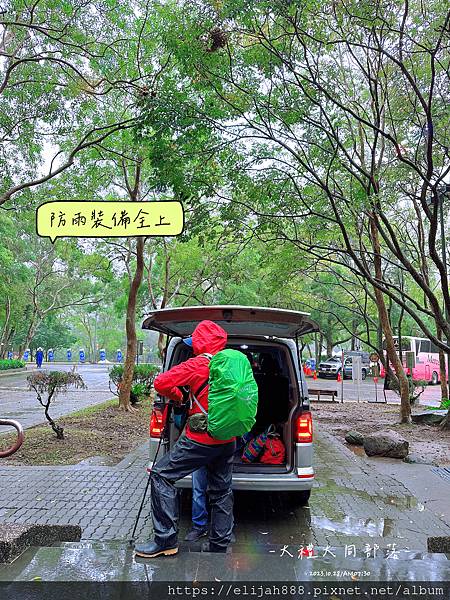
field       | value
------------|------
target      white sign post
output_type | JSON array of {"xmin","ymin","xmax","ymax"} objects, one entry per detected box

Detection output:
[{"xmin": 352, "ymin": 355, "xmax": 362, "ymax": 403}]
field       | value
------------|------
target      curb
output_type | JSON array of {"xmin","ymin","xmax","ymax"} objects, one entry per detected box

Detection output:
[{"xmin": 0, "ymin": 368, "xmax": 27, "ymax": 377}]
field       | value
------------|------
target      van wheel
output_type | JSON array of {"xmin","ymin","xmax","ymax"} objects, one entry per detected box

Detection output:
[
  {"xmin": 288, "ymin": 490, "xmax": 311, "ymax": 507},
  {"xmin": 431, "ymin": 371, "xmax": 439, "ymax": 385}
]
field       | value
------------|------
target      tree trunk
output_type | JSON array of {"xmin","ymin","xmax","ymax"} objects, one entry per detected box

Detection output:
[
  {"xmin": 326, "ymin": 337, "xmax": 333, "ymax": 356},
  {"xmin": 351, "ymin": 317, "xmax": 358, "ymax": 350},
  {"xmin": 157, "ymin": 333, "xmax": 166, "ymax": 361},
  {"xmin": 436, "ymin": 325, "xmax": 449, "ymax": 400},
  {"xmin": 370, "ymin": 216, "xmax": 411, "ymax": 423},
  {"xmin": 315, "ymin": 332, "xmax": 323, "ymax": 365},
  {"xmin": 18, "ymin": 317, "xmax": 38, "ymax": 360},
  {"xmin": 119, "ymin": 237, "xmax": 145, "ymax": 411},
  {"xmin": 45, "ymin": 402, "xmax": 64, "ymax": 439},
  {"xmin": 0, "ymin": 297, "xmax": 11, "ymax": 356}
]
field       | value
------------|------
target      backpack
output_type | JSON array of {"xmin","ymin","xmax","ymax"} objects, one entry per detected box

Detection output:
[
  {"xmin": 191, "ymin": 349, "xmax": 259, "ymax": 440},
  {"xmin": 260, "ymin": 434, "xmax": 286, "ymax": 465}
]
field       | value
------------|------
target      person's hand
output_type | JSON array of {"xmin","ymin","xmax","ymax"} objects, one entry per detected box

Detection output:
[{"xmin": 178, "ymin": 386, "xmax": 190, "ymax": 403}]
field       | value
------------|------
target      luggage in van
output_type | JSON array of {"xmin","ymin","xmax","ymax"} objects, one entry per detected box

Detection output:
[{"xmin": 260, "ymin": 433, "xmax": 286, "ymax": 465}]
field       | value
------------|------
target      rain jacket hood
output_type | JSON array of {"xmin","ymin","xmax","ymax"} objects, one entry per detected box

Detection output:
[{"xmin": 192, "ymin": 320, "xmax": 227, "ymax": 356}]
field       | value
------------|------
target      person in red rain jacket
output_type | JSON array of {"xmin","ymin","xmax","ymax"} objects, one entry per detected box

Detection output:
[{"xmin": 134, "ymin": 320, "xmax": 236, "ymax": 559}]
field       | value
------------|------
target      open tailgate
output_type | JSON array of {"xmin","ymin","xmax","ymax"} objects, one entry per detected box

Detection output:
[{"xmin": 142, "ymin": 305, "xmax": 319, "ymax": 338}]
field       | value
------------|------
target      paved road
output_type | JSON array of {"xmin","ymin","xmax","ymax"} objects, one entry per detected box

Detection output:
[
  {"xmin": 307, "ymin": 376, "xmax": 443, "ymax": 406},
  {"xmin": 0, "ymin": 364, "xmax": 112, "ymax": 431}
]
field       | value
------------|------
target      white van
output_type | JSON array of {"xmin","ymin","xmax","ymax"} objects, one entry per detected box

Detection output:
[{"xmin": 142, "ymin": 305, "xmax": 319, "ymax": 505}]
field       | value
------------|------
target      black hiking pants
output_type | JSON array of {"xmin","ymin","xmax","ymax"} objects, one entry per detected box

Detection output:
[{"xmin": 150, "ymin": 435, "xmax": 236, "ymax": 552}]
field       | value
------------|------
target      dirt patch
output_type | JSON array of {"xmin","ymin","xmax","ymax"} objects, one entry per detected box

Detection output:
[
  {"xmin": 312, "ymin": 401, "xmax": 450, "ymax": 465},
  {"xmin": 0, "ymin": 398, "xmax": 151, "ymax": 466}
]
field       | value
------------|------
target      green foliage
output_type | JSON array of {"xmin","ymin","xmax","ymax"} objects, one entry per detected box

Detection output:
[
  {"xmin": 428, "ymin": 399, "xmax": 450, "ymax": 411},
  {"xmin": 0, "ymin": 359, "xmax": 25, "ymax": 370},
  {"xmin": 130, "ymin": 383, "xmax": 149, "ymax": 405},
  {"xmin": 32, "ymin": 315, "xmax": 77, "ymax": 351},
  {"xmin": 1, "ymin": 0, "xmax": 449, "ymax": 422},
  {"xmin": 109, "ymin": 364, "xmax": 160, "ymax": 404}
]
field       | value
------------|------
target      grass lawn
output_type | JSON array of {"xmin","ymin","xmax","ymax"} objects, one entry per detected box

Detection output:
[{"xmin": 0, "ymin": 398, "xmax": 152, "ymax": 466}]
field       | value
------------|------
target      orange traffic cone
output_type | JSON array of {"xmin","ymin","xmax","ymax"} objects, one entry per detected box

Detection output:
[
  {"xmin": 313, "ymin": 370, "xmax": 318, "ymax": 381},
  {"xmin": 337, "ymin": 372, "xmax": 341, "ymax": 382}
]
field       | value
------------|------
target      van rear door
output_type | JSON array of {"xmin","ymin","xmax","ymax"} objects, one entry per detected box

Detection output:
[{"xmin": 142, "ymin": 305, "xmax": 319, "ymax": 338}]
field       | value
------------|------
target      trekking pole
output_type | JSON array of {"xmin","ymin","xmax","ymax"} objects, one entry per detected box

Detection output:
[{"xmin": 129, "ymin": 400, "xmax": 173, "ymax": 546}]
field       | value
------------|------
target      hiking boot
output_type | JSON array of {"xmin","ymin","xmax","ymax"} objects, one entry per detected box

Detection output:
[
  {"xmin": 134, "ymin": 541, "xmax": 178, "ymax": 558},
  {"xmin": 184, "ymin": 526, "xmax": 209, "ymax": 542}
]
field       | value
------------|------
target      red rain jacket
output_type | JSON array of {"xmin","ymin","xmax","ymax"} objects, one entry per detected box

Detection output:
[{"xmin": 153, "ymin": 319, "xmax": 234, "ymax": 445}]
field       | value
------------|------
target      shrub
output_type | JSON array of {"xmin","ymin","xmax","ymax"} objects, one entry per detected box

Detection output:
[
  {"xmin": 109, "ymin": 363, "xmax": 160, "ymax": 405},
  {"xmin": 0, "ymin": 359, "xmax": 25, "ymax": 370},
  {"xmin": 388, "ymin": 375, "xmax": 428, "ymax": 405},
  {"xmin": 27, "ymin": 370, "xmax": 86, "ymax": 439}
]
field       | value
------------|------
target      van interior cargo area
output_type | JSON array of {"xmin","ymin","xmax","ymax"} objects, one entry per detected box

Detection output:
[{"xmin": 172, "ymin": 342, "xmax": 296, "ymax": 474}]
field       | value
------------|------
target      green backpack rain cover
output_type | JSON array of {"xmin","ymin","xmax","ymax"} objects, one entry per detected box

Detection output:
[{"xmin": 206, "ymin": 349, "xmax": 259, "ymax": 440}]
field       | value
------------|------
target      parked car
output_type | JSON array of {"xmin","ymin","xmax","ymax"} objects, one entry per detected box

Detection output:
[
  {"xmin": 318, "ymin": 351, "xmax": 370, "ymax": 380},
  {"xmin": 142, "ymin": 305, "xmax": 320, "ymax": 505},
  {"xmin": 343, "ymin": 356, "xmax": 369, "ymax": 380}
]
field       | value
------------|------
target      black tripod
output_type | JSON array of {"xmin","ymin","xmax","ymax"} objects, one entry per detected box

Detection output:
[{"xmin": 129, "ymin": 401, "xmax": 173, "ymax": 546}]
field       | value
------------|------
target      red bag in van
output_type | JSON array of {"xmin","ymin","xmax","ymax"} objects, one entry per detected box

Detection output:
[{"xmin": 260, "ymin": 434, "xmax": 285, "ymax": 464}]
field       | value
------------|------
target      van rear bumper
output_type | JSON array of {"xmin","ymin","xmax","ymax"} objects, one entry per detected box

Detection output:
[
  {"xmin": 175, "ymin": 469, "xmax": 314, "ymax": 491},
  {"xmin": 148, "ymin": 439, "xmax": 314, "ymax": 491}
]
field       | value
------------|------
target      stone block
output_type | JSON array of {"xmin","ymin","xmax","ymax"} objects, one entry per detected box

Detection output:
[
  {"xmin": 411, "ymin": 410, "xmax": 447, "ymax": 426},
  {"xmin": 0, "ymin": 523, "xmax": 81, "ymax": 563},
  {"xmin": 363, "ymin": 430, "xmax": 409, "ymax": 459},
  {"xmin": 427, "ymin": 536, "xmax": 450, "ymax": 553},
  {"xmin": 345, "ymin": 430, "xmax": 364, "ymax": 445}
]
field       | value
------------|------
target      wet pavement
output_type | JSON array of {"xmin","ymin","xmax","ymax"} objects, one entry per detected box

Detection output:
[
  {"xmin": 0, "ymin": 427, "xmax": 449, "ymax": 584},
  {"xmin": 0, "ymin": 540, "xmax": 449, "ymax": 582},
  {"xmin": 1, "ymin": 373, "xmax": 449, "ymax": 585},
  {"xmin": 0, "ymin": 364, "xmax": 112, "ymax": 431},
  {"xmin": 0, "ymin": 429, "xmax": 448, "ymax": 556}
]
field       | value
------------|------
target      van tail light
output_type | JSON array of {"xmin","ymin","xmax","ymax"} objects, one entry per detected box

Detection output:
[
  {"xmin": 150, "ymin": 406, "xmax": 166, "ymax": 438},
  {"xmin": 295, "ymin": 411, "xmax": 313, "ymax": 443}
]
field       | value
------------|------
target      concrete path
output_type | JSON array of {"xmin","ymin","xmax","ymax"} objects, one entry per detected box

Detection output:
[
  {"xmin": 0, "ymin": 428, "xmax": 448, "ymax": 553},
  {"xmin": 0, "ymin": 364, "xmax": 112, "ymax": 431}
]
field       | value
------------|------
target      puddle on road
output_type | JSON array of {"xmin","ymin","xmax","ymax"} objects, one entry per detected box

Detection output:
[
  {"xmin": 315, "ymin": 480, "xmax": 421, "ymax": 511},
  {"xmin": 311, "ymin": 515, "xmax": 395, "ymax": 537},
  {"xmin": 313, "ymin": 465, "xmax": 421, "ymax": 512}
]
